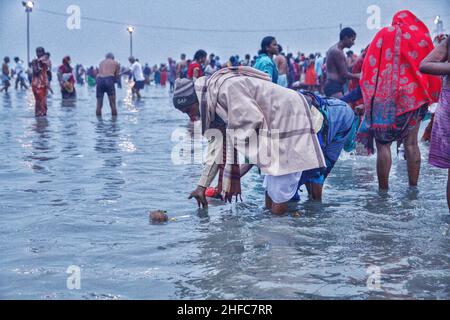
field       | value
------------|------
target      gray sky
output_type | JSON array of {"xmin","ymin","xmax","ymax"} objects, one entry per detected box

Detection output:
[{"xmin": 0, "ymin": 0, "xmax": 449, "ymax": 66}]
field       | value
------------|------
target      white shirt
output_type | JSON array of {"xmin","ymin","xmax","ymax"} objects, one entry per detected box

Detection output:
[
  {"xmin": 15, "ymin": 61, "xmax": 25, "ymax": 74},
  {"xmin": 204, "ymin": 65, "xmax": 218, "ymax": 77},
  {"xmin": 130, "ymin": 61, "xmax": 145, "ymax": 82}
]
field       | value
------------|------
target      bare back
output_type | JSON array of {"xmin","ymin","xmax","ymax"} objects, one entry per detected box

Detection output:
[
  {"xmin": 176, "ymin": 60, "xmax": 187, "ymax": 78},
  {"xmin": 326, "ymin": 44, "xmax": 348, "ymax": 83},
  {"xmin": 275, "ymin": 55, "xmax": 288, "ymax": 75},
  {"xmin": 2, "ymin": 63, "xmax": 9, "ymax": 76},
  {"xmin": 98, "ymin": 59, "xmax": 119, "ymax": 78}
]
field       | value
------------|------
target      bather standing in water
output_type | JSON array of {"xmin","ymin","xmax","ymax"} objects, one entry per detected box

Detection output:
[
  {"xmin": 420, "ymin": 35, "xmax": 450, "ymax": 210},
  {"xmin": 31, "ymin": 47, "xmax": 51, "ymax": 117},
  {"xmin": 324, "ymin": 27, "xmax": 360, "ymax": 98},
  {"xmin": 361, "ymin": 10, "xmax": 441, "ymax": 191},
  {"xmin": 96, "ymin": 53, "xmax": 120, "ymax": 116}
]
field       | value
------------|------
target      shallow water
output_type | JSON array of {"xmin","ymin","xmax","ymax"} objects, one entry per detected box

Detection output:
[{"xmin": 0, "ymin": 82, "xmax": 448, "ymax": 300}]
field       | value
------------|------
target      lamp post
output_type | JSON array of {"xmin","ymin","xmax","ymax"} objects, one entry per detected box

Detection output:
[
  {"xmin": 22, "ymin": 1, "xmax": 34, "ymax": 67},
  {"xmin": 434, "ymin": 15, "xmax": 444, "ymax": 35},
  {"xmin": 127, "ymin": 26, "xmax": 135, "ymax": 57}
]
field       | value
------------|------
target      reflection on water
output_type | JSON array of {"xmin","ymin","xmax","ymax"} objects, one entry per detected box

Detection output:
[
  {"xmin": 0, "ymin": 83, "xmax": 448, "ymax": 300},
  {"xmin": 61, "ymin": 98, "xmax": 77, "ymax": 109},
  {"xmin": 94, "ymin": 117, "xmax": 124, "ymax": 203},
  {"xmin": 24, "ymin": 118, "xmax": 55, "ymax": 173}
]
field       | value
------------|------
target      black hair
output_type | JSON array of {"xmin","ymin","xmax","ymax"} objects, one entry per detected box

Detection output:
[
  {"xmin": 259, "ymin": 36, "xmax": 276, "ymax": 55},
  {"xmin": 278, "ymin": 44, "xmax": 283, "ymax": 54},
  {"xmin": 245, "ymin": 54, "xmax": 251, "ymax": 60},
  {"xmin": 286, "ymin": 53, "xmax": 292, "ymax": 67},
  {"xmin": 309, "ymin": 53, "xmax": 315, "ymax": 59},
  {"xmin": 194, "ymin": 49, "xmax": 207, "ymax": 61},
  {"xmin": 340, "ymin": 27, "xmax": 356, "ymax": 41}
]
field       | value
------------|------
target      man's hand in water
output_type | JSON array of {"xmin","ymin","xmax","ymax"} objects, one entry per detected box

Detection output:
[{"xmin": 188, "ymin": 186, "xmax": 208, "ymax": 208}]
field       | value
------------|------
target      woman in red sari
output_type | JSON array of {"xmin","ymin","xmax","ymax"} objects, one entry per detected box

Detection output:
[
  {"xmin": 361, "ymin": 10, "xmax": 441, "ymax": 190},
  {"xmin": 31, "ymin": 47, "xmax": 51, "ymax": 117},
  {"xmin": 160, "ymin": 64, "xmax": 167, "ymax": 87},
  {"xmin": 304, "ymin": 54, "xmax": 317, "ymax": 90},
  {"xmin": 57, "ymin": 56, "xmax": 76, "ymax": 99}
]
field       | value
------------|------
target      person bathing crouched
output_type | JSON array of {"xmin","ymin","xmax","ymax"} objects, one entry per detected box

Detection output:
[{"xmin": 173, "ymin": 66, "xmax": 330, "ymax": 215}]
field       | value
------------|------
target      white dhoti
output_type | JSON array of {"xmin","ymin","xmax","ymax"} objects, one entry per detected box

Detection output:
[{"xmin": 263, "ymin": 172, "xmax": 302, "ymax": 204}]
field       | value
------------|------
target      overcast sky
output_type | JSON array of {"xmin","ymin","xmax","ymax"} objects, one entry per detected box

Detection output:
[{"xmin": 0, "ymin": 0, "xmax": 448, "ymax": 66}]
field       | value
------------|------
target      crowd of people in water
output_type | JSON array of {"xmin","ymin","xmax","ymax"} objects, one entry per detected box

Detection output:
[
  {"xmin": 1, "ymin": 10, "xmax": 449, "ymax": 214},
  {"xmin": 0, "ymin": 43, "xmax": 357, "ymax": 98}
]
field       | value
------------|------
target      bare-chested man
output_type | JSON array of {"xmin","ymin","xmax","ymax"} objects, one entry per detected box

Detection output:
[
  {"xmin": 176, "ymin": 53, "xmax": 187, "ymax": 79},
  {"xmin": 325, "ymin": 27, "xmax": 360, "ymax": 98},
  {"xmin": 275, "ymin": 45, "xmax": 288, "ymax": 87}
]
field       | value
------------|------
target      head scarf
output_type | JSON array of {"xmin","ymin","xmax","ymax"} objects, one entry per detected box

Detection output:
[
  {"xmin": 61, "ymin": 56, "xmax": 72, "ymax": 73},
  {"xmin": 173, "ymin": 78, "xmax": 198, "ymax": 110},
  {"xmin": 361, "ymin": 10, "xmax": 441, "ymax": 130}
]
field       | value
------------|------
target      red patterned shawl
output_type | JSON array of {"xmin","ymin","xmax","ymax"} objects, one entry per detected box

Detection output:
[{"xmin": 361, "ymin": 10, "xmax": 441, "ymax": 130}]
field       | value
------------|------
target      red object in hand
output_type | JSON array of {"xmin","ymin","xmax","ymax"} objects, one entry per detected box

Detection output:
[{"xmin": 205, "ymin": 187, "xmax": 218, "ymax": 198}]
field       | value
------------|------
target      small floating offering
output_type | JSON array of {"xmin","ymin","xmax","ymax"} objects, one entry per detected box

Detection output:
[{"xmin": 149, "ymin": 210, "xmax": 169, "ymax": 224}]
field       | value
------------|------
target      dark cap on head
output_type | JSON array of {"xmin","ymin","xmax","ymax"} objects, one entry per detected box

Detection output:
[{"xmin": 173, "ymin": 78, "xmax": 198, "ymax": 110}]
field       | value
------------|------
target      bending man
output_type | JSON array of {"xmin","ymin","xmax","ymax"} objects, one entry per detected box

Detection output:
[{"xmin": 172, "ymin": 66, "xmax": 326, "ymax": 215}]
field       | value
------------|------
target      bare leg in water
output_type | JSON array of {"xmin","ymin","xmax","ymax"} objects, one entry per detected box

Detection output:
[
  {"xmin": 97, "ymin": 95, "xmax": 117, "ymax": 116},
  {"xmin": 403, "ymin": 122, "xmax": 422, "ymax": 187},
  {"xmin": 376, "ymin": 122, "xmax": 422, "ymax": 190},
  {"xmin": 108, "ymin": 95, "xmax": 117, "ymax": 116},
  {"xmin": 305, "ymin": 182, "xmax": 323, "ymax": 201},
  {"xmin": 376, "ymin": 141, "xmax": 393, "ymax": 190},
  {"xmin": 265, "ymin": 192, "xmax": 289, "ymax": 215},
  {"xmin": 96, "ymin": 96, "xmax": 103, "ymax": 116}
]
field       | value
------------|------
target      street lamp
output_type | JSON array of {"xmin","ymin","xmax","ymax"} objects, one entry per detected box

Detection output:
[
  {"xmin": 22, "ymin": 1, "xmax": 34, "ymax": 67},
  {"xmin": 434, "ymin": 15, "xmax": 444, "ymax": 35},
  {"xmin": 434, "ymin": 15, "xmax": 441, "ymax": 25},
  {"xmin": 127, "ymin": 26, "xmax": 135, "ymax": 57}
]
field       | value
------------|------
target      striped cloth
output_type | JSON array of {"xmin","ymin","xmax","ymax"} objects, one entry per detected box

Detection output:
[{"xmin": 429, "ymin": 88, "xmax": 450, "ymax": 169}]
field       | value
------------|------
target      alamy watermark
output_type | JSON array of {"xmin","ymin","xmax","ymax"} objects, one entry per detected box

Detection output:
[
  {"xmin": 171, "ymin": 125, "xmax": 283, "ymax": 169},
  {"xmin": 66, "ymin": 265, "xmax": 81, "ymax": 290},
  {"xmin": 366, "ymin": 265, "xmax": 381, "ymax": 290},
  {"xmin": 367, "ymin": 5, "xmax": 381, "ymax": 30},
  {"xmin": 66, "ymin": 5, "xmax": 81, "ymax": 30}
]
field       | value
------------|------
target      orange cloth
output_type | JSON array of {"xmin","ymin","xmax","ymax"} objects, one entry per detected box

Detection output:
[{"xmin": 304, "ymin": 63, "xmax": 317, "ymax": 86}]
